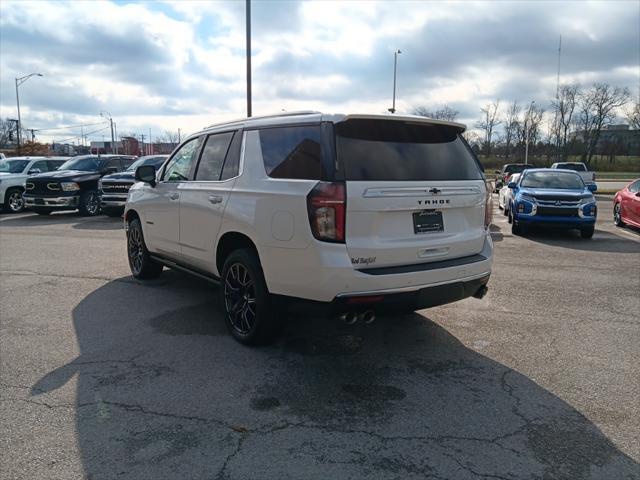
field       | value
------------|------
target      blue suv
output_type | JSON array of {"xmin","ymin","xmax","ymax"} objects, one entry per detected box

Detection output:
[{"xmin": 508, "ymin": 168, "xmax": 597, "ymax": 239}]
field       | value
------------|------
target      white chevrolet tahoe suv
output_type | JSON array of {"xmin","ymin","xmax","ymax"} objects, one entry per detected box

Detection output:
[{"xmin": 125, "ymin": 112, "xmax": 493, "ymax": 344}]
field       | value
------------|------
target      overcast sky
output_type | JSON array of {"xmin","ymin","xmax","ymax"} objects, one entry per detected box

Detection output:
[{"xmin": 1, "ymin": 0, "xmax": 638, "ymax": 144}]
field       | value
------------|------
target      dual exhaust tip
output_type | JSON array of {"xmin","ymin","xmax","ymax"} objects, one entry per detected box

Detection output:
[{"xmin": 339, "ymin": 310, "xmax": 375, "ymax": 325}]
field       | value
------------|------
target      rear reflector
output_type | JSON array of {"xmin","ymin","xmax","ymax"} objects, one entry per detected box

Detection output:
[{"xmin": 346, "ymin": 295, "xmax": 384, "ymax": 305}]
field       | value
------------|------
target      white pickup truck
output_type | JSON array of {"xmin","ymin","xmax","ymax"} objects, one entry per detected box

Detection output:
[{"xmin": 550, "ymin": 162, "xmax": 596, "ymax": 185}]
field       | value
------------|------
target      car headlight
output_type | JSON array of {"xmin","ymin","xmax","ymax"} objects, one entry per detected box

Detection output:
[
  {"xmin": 519, "ymin": 194, "xmax": 535, "ymax": 203},
  {"xmin": 61, "ymin": 182, "xmax": 80, "ymax": 191},
  {"xmin": 579, "ymin": 195, "xmax": 595, "ymax": 205}
]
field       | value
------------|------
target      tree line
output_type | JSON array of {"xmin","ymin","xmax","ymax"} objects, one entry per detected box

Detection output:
[{"xmin": 413, "ymin": 82, "xmax": 638, "ymax": 165}]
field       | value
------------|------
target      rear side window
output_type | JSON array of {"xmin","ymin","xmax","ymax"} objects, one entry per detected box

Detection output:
[
  {"xmin": 556, "ymin": 163, "xmax": 586, "ymax": 172},
  {"xmin": 259, "ymin": 125, "xmax": 324, "ymax": 180},
  {"xmin": 196, "ymin": 132, "xmax": 234, "ymax": 181},
  {"xmin": 336, "ymin": 119, "xmax": 482, "ymax": 181}
]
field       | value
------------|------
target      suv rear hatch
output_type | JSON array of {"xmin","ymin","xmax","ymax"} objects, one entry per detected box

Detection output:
[{"xmin": 335, "ymin": 117, "xmax": 488, "ymax": 270}]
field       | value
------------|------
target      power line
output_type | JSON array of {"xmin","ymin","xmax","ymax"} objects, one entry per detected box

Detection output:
[
  {"xmin": 55, "ymin": 125, "xmax": 110, "ymax": 144},
  {"xmin": 33, "ymin": 121, "xmax": 108, "ymax": 132}
]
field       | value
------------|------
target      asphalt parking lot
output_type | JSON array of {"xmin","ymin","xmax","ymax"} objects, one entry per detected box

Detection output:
[{"xmin": 1, "ymin": 196, "xmax": 639, "ymax": 480}]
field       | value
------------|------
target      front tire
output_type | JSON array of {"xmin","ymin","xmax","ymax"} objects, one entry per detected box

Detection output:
[
  {"xmin": 580, "ymin": 226, "xmax": 595, "ymax": 239},
  {"xmin": 4, "ymin": 188, "xmax": 25, "ymax": 213},
  {"xmin": 33, "ymin": 207, "xmax": 52, "ymax": 215},
  {"xmin": 127, "ymin": 218, "xmax": 163, "ymax": 279},
  {"xmin": 78, "ymin": 190, "xmax": 100, "ymax": 216},
  {"xmin": 613, "ymin": 203, "xmax": 624, "ymax": 227},
  {"xmin": 221, "ymin": 249, "xmax": 280, "ymax": 345}
]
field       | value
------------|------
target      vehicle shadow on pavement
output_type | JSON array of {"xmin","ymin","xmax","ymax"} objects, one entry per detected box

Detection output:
[
  {"xmin": 0, "ymin": 212, "xmax": 123, "ymax": 230},
  {"xmin": 520, "ymin": 227, "xmax": 640, "ymax": 253},
  {"xmin": 30, "ymin": 270, "xmax": 639, "ymax": 479}
]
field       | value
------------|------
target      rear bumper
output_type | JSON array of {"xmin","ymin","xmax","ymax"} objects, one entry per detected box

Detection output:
[
  {"xmin": 24, "ymin": 194, "xmax": 79, "ymax": 209},
  {"xmin": 261, "ymin": 233, "xmax": 493, "ymax": 303}
]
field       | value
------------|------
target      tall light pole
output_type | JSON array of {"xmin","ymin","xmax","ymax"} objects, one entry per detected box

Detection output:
[
  {"xmin": 100, "ymin": 111, "xmax": 117, "ymax": 154},
  {"xmin": 388, "ymin": 49, "xmax": 401, "ymax": 113},
  {"xmin": 15, "ymin": 73, "xmax": 44, "ymax": 150},
  {"xmin": 524, "ymin": 101, "xmax": 535, "ymax": 165},
  {"xmin": 246, "ymin": 0, "xmax": 252, "ymax": 117}
]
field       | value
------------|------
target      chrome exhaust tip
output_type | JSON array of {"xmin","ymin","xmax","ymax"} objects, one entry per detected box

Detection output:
[
  {"xmin": 340, "ymin": 311, "xmax": 358, "ymax": 325},
  {"xmin": 362, "ymin": 310, "xmax": 375, "ymax": 324}
]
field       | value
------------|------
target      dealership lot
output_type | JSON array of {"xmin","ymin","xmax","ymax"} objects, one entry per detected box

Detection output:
[{"xmin": 0, "ymin": 196, "xmax": 638, "ymax": 479}]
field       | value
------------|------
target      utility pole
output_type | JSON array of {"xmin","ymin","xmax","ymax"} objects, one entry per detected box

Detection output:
[
  {"xmin": 246, "ymin": 0, "xmax": 252, "ymax": 117},
  {"xmin": 114, "ymin": 122, "xmax": 118, "ymax": 154},
  {"xmin": 30, "ymin": 129, "xmax": 35, "ymax": 142},
  {"xmin": 140, "ymin": 134, "xmax": 145, "ymax": 157},
  {"xmin": 178, "ymin": 128, "xmax": 181, "ymax": 143},
  {"xmin": 100, "ymin": 111, "xmax": 116, "ymax": 154},
  {"xmin": 388, "ymin": 49, "xmax": 401, "ymax": 114},
  {"xmin": 149, "ymin": 128, "xmax": 152, "ymax": 155},
  {"xmin": 524, "ymin": 101, "xmax": 535, "ymax": 165}
]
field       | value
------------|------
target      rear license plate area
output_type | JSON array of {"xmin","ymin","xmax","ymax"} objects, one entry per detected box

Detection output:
[{"xmin": 413, "ymin": 210, "xmax": 444, "ymax": 234}]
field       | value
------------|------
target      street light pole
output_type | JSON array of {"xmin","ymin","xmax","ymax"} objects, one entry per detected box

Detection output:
[
  {"xmin": 246, "ymin": 0, "xmax": 252, "ymax": 118},
  {"xmin": 524, "ymin": 101, "xmax": 535, "ymax": 165},
  {"xmin": 15, "ymin": 73, "xmax": 44, "ymax": 151},
  {"xmin": 388, "ymin": 49, "xmax": 401, "ymax": 114}
]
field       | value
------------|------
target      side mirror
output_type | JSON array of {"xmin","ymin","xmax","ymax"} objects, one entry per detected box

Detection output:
[
  {"xmin": 28, "ymin": 168, "xmax": 41, "ymax": 175},
  {"xmin": 494, "ymin": 170, "xmax": 501, "ymax": 175},
  {"xmin": 587, "ymin": 183, "xmax": 597, "ymax": 192},
  {"xmin": 104, "ymin": 167, "xmax": 118, "ymax": 175},
  {"xmin": 135, "ymin": 165, "xmax": 156, "ymax": 186},
  {"xmin": 507, "ymin": 182, "xmax": 517, "ymax": 189},
  {"xmin": 635, "ymin": 191, "xmax": 640, "ymax": 197}
]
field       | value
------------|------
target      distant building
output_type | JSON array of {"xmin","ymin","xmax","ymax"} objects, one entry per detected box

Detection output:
[{"xmin": 571, "ymin": 124, "xmax": 640, "ymax": 156}]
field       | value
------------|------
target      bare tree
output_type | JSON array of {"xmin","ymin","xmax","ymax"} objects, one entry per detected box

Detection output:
[
  {"xmin": 502, "ymin": 101, "xmax": 520, "ymax": 159},
  {"xmin": 577, "ymin": 83, "xmax": 630, "ymax": 164},
  {"xmin": 551, "ymin": 84, "xmax": 580, "ymax": 160},
  {"xmin": 412, "ymin": 105, "xmax": 459, "ymax": 122},
  {"xmin": 475, "ymin": 100, "xmax": 502, "ymax": 155},
  {"xmin": 159, "ymin": 130, "xmax": 180, "ymax": 145},
  {"xmin": 0, "ymin": 118, "xmax": 18, "ymax": 148},
  {"xmin": 625, "ymin": 99, "xmax": 640, "ymax": 130}
]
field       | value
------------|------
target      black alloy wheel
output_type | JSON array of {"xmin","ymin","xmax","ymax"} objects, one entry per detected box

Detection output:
[
  {"xmin": 79, "ymin": 190, "xmax": 100, "ymax": 216},
  {"xmin": 127, "ymin": 218, "xmax": 163, "ymax": 279},
  {"xmin": 220, "ymin": 249, "xmax": 280, "ymax": 345},
  {"xmin": 5, "ymin": 189, "xmax": 25, "ymax": 213},
  {"xmin": 613, "ymin": 203, "xmax": 624, "ymax": 227},
  {"xmin": 224, "ymin": 262, "xmax": 257, "ymax": 336}
]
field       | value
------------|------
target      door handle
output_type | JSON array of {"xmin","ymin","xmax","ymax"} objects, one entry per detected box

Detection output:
[
  {"xmin": 169, "ymin": 192, "xmax": 179, "ymax": 200},
  {"xmin": 208, "ymin": 195, "xmax": 223, "ymax": 205}
]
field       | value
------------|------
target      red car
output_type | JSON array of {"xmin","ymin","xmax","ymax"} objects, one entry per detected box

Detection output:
[{"xmin": 613, "ymin": 179, "xmax": 640, "ymax": 229}]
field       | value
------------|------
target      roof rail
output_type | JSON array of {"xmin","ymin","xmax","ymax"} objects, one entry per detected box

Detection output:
[{"xmin": 206, "ymin": 110, "xmax": 320, "ymax": 129}]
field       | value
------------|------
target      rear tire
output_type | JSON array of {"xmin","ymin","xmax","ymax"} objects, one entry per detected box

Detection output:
[
  {"xmin": 33, "ymin": 207, "xmax": 52, "ymax": 215},
  {"xmin": 511, "ymin": 216, "xmax": 522, "ymax": 236},
  {"xmin": 4, "ymin": 188, "xmax": 25, "ymax": 213},
  {"xmin": 220, "ymin": 248, "xmax": 281, "ymax": 345},
  {"xmin": 613, "ymin": 203, "xmax": 624, "ymax": 227},
  {"xmin": 78, "ymin": 190, "xmax": 100, "ymax": 216},
  {"xmin": 507, "ymin": 206, "xmax": 513, "ymax": 224},
  {"xmin": 580, "ymin": 226, "xmax": 595, "ymax": 239},
  {"xmin": 127, "ymin": 218, "xmax": 163, "ymax": 279}
]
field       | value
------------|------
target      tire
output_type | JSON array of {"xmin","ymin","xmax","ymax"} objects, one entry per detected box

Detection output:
[
  {"xmin": 103, "ymin": 207, "xmax": 124, "ymax": 218},
  {"xmin": 507, "ymin": 205, "xmax": 513, "ymax": 224},
  {"xmin": 502, "ymin": 202, "xmax": 509, "ymax": 217},
  {"xmin": 613, "ymin": 203, "xmax": 625, "ymax": 227},
  {"xmin": 511, "ymin": 213, "xmax": 522, "ymax": 235},
  {"xmin": 4, "ymin": 188, "xmax": 25, "ymax": 213},
  {"xmin": 580, "ymin": 226, "xmax": 595, "ymax": 239},
  {"xmin": 127, "ymin": 218, "xmax": 163, "ymax": 279},
  {"xmin": 33, "ymin": 207, "xmax": 52, "ymax": 215},
  {"xmin": 78, "ymin": 190, "xmax": 100, "ymax": 216},
  {"xmin": 220, "ymin": 248, "xmax": 281, "ymax": 345}
]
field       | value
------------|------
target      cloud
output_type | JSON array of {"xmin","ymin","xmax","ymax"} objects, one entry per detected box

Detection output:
[{"xmin": 0, "ymin": 0, "xmax": 637, "ymax": 144}]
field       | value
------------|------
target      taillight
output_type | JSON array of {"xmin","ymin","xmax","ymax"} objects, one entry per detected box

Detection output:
[
  {"xmin": 484, "ymin": 180, "xmax": 492, "ymax": 229},
  {"xmin": 307, "ymin": 181, "xmax": 346, "ymax": 243}
]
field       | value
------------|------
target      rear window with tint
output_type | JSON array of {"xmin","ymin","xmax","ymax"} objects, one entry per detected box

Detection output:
[
  {"xmin": 259, "ymin": 126, "xmax": 324, "ymax": 180},
  {"xmin": 336, "ymin": 119, "xmax": 482, "ymax": 181},
  {"xmin": 554, "ymin": 163, "xmax": 586, "ymax": 172}
]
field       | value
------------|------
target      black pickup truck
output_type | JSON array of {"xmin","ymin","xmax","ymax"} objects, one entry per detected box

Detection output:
[
  {"xmin": 24, "ymin": 155, "xmax": 136, "ymax": 216},
  {"xmin": 99, "ymin": 155, "xmax": 168, "ymax": 217}
]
